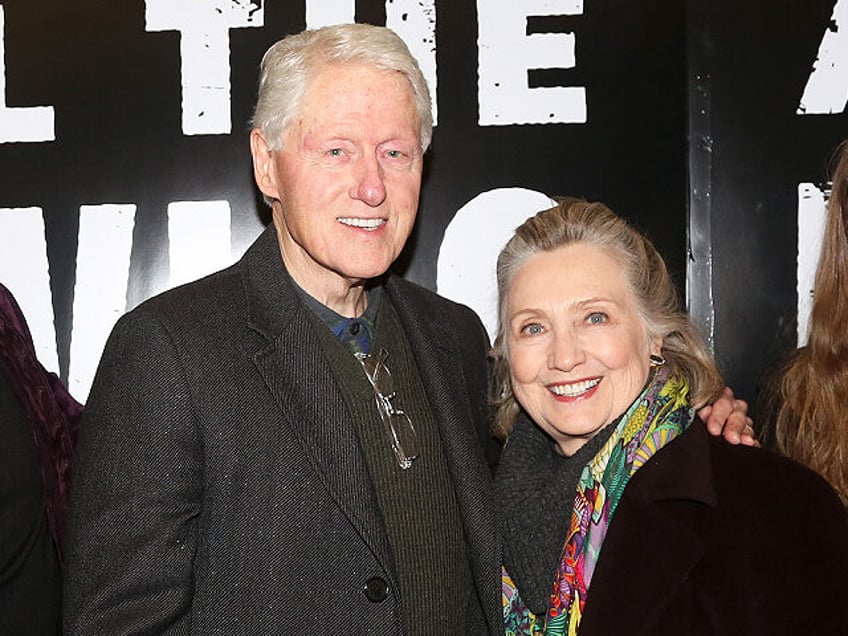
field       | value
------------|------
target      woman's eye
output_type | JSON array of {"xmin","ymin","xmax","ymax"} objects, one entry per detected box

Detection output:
[
  {"xmin": 327, "ymin": 148, "xmax": 344, "ymax": 157},
  {"xmin": 521, "ymin": 323, "xmax": 544, "ymax": 336},
  {"xmin": 587, "ymin": 312, "xmax": 607, "ymax": 325}
]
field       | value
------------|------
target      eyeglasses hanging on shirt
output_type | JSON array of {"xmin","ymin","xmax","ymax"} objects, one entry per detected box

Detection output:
[{"xmin": 355, "ymin": 348, "xmax": 419, "ymax": 469}]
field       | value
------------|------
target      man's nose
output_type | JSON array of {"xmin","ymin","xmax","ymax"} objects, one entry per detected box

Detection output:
[{"xmin": 350, "ymin": 154, "xmax": 387, "ymax": 207}]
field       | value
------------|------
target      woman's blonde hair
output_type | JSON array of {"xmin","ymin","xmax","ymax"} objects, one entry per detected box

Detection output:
[
  {"xmin": 491, "ymin": 198, "xmax": 724, "ymax": 438},
  {"xmin": 773, "ymin": 142, "xmax": 848, "ymax": 504}
]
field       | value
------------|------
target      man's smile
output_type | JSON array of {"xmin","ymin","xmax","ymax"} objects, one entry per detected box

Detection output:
[{"xmin": 337, "ymin": 216, "xmax": 386, "ymax": 230}]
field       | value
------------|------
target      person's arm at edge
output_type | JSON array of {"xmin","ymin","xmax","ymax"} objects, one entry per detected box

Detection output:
[{"xmin": 63, "ymin": 310, "xmax": 200, "ymax": 635}]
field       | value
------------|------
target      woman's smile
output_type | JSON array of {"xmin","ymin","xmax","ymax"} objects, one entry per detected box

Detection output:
[{"xmin": 547, "ymin": 377, "xmax": 602, "ymax": 400}]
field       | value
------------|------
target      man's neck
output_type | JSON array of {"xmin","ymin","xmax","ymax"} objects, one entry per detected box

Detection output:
[
  {"xmin": 273, "ymin": 228, "xmax": 371, "ymax": 317},
  {"xmin": 306, "ymin": 281, "xmax": 368, "ymax": 317},
  {"xmin": 285, "ymin": 262, "xmax": 368, "ymax": 316},
  {"xmin": 281, "ymin": 257, "xmax": 369, "ymax": 317}
]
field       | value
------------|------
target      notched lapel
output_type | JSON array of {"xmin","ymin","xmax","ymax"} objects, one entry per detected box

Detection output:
[
  {"xmin": 578, "ymin": 498, "xmax": 707, "ymax": 636},
  {"xmin": 252, "ymin": 312, "xmax": 395, "ymax": 570},
  {"xmin": 386, "ymin": 279, "xmax": 493, "ymax": 514},
  {"xmin": 241, "ymin": 228, "xmax": 394, "ymax": 573},
  {"xmin": 386, "ymin": 278, "xmax": 502, "ymax": 631},
  {"xmin": 578, "ymin": 425, "xmax": 717, "ymax": 636}
]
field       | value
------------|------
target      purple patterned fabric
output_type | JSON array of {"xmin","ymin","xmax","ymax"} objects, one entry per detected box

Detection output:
[{"xmin": 0, "ymin": 283, "xmax": 82, "ymax": 560}]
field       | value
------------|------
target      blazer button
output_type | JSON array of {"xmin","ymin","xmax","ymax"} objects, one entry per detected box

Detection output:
[{"xmin": 364, "ymin": 577, "xmax": 389, "ymax": 602}]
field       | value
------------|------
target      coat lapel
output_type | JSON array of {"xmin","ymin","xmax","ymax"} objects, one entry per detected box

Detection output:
[
  {"xmin": 386, "ymin": 277, "xmax": 502, "ymax": 632},
  {"xmin": 578, "ymin": 423, "xmax": 717, "ymax": 636},
  {"xmin": 240, "ymin": 227, "xmax": 395, "ymax": 574}
]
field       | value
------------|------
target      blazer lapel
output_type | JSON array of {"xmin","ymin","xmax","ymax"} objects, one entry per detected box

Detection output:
[
  {"xmin": 240, "ymin": 227, "xmax": 395, "ymax": 574},
  {"xmin": 386, "ymin": 277, "xmax": 502, "ymax": 630},
  {"xmin": 578, "ymin": 424, "xmax": 717, "ymax": 636}
]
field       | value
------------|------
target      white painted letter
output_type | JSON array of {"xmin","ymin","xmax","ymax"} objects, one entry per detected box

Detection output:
[
  {"xmin": 798, "ymin": 0, "xmax": 848, "ymax": 115},
  {"xmin": 69, "ymin": 205, "xmax": 136, "ymax": 400},
  {"xmin": 0, "ymin": 207, "xmax": 58, "ymax": 371},
  {"xmin": 477, "ymin": 0, "xmax": 585, "ymax": 125},
  {"xmin": 168, "ymin": 200, "xmax": 233, "ymax": 288},
  {"xmin": 145, "ymin": 0, "xmax": 264, "ymax": 135},
  {"xmin": 437, "ymin": 188, "xmax": 556, "ymax": 340},
  {"xmin": 0, "ymin": 7, "xmax": 55, "ymax": 143},
  {"xmin": 796, "ymin": 183, "xmax": 828, "ymax": 346},
  {"xmin": 305, "ymin": 0, "xmax": 355, "ymax": 27},
  {"xmin": 387, "ymin": 0, "xmax": 438, "ymax": 125}
]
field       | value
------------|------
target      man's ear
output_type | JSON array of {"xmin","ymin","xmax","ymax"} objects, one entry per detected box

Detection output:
[{"xmin": 249, "ymin": 129, "xmax": 279, "ymax": 201}]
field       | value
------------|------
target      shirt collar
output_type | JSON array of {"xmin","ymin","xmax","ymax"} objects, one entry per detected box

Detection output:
[{"xmin": 295, "ymin": 283, "xmax": 381, "ymax": 355}]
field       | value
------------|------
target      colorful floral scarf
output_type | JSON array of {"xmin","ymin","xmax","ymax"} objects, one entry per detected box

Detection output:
[{"xmin": 502, "ymin": 366, "xmax": 694, "ymax": 635}]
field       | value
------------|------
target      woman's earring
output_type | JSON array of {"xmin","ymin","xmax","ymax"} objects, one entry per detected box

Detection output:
[{"xmin": 649, "ymin": 353, "xmax": 666, "ymax": 367}]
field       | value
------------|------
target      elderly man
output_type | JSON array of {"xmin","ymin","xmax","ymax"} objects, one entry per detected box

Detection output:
[{"xmin": 64, "ymin": 23, "xmax": 750, "ymax": 636}]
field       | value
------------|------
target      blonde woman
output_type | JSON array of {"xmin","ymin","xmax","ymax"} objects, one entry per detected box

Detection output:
[{"xmin": 494, "ymin": 199, "xmax": 848, "ymax": 635}]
